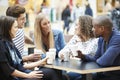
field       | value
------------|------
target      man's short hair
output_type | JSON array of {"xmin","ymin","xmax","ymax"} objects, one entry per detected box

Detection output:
[
  {"xmin": 6, "ymin": 5, "xmax": 25, "ymax": 18},
  {"xmin": 94, "ymin": 15, "xmax": 113, "ymax": 29},
  {"xmin": 117, "ymin": 0, "xmax": 120, "ymax": 3}
]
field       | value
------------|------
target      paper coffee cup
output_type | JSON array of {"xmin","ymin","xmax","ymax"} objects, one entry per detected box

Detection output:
[
  {"xmin": 69, "ymin": 45, "xmax": 78, "ymax": 57},
  {"xmin": 46, "ymin": 52, "xmax": 54, "ymax": 64},
  {"xmin": 49, "ymin": 48, "xmax": 56, "ymax": 60},
  {"xmin": 63, "ymin": 51, "xmax": 70, "ymax": 61},
  {"xmin": 34, "ymin": 49, "xmax": 43, "ymax": 55},
  {"xmin": 60, "ymin": 49, "xmax": 70, "ymax": 61}
]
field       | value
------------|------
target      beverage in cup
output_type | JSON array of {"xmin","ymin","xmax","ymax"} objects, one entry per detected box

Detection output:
[
  {"xmin": 46, "ymin": 52, "xmax": 54, "ymax": 64},
  {"xmin": 34, "ymin": 49, "xmax": 43, "ymax": 60},
  {"xmin": 34, "ymin": 49, "xmax": 43, "ymax": 55},
  {"xmin": 28, "ymin": 47, "xmax": 35, "ymax": 54},
  {"xmin": 63, "ymin": 50, "xmax": 70, "ymax": 61},
  {"xmin": 69, "ymin": 45, "xmax": 78, "ymax": 57},
  {"xmin": 60, "ymin": 49, "xmax": 70, "ymax": 61},
  {"xmin": 49, "ymin": 48, "xmax": 56, "ymax": 60},
  {"xmin": 34, "ymin": 49, "xmax": 43, "ymax": 70}
]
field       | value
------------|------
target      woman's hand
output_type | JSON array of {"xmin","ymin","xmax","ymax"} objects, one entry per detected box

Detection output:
[
  {"xmin": 38, "ymin": 57, "xmax": 48, "ymax": 66},
  {"xmin": 28, "ymin": 54, "xmax": 41, "ymax": 61},
  {"xmin": 27, "ymin": 71, "xmax": 43, "ymax": 79},
  {"xmin": 59, "ymin": 53, "xmax": 64, "ymax": 60}
]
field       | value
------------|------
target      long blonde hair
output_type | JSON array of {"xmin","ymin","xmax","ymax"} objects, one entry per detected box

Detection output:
[{"xmin": 34, "ymin": 13, "xmax": 54, "ymax": 52}]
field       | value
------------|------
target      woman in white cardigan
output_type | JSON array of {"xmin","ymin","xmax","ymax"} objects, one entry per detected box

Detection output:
[{"xmin": 59, "ymin": 15, "xmax": 98, "ymax": 80}]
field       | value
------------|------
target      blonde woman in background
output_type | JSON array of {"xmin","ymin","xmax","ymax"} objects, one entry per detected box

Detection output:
[{"xmin": 59, "ymin": 15, "xmax": 98, "ymax": 80}]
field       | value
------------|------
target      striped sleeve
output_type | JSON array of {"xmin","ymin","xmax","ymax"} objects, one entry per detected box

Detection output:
[{"xmin": 13, "ymin": 29, "xmax": 25, "ymax": 55}]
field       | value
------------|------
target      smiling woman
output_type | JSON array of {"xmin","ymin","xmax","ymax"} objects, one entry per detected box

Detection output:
[
  {"xmin": 0, "ymin": 16, "xmax": 43, "ymax": 80},
  {"xmin": 10, "ymin": 20, "xmax": 18, "ymax": 38},
  {"xmin": 34, "ymin": 13, "xmax": 65, "ymax": 57},
  {"xmin": 34, "ymin": 13, "xmax": 66, "ymax": 80}
]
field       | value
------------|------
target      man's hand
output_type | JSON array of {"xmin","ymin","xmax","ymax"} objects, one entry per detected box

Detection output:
[{"xmin": 75, "ymin": 50, "xmax": 85, "ymax": 59}]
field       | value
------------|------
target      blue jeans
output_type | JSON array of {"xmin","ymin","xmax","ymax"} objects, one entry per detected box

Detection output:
[{"xmin": 67, "ymin": 72, "xmax": 81, "ymax": 80}]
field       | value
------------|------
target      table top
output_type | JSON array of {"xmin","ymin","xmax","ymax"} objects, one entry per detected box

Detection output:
[{"xmin": 44, "ymin": 58, "xmax": 120, "ymax": 74}]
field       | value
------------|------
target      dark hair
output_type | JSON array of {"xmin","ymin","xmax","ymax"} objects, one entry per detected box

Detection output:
[
  {"xmin": 95, "ymin": 16, "xmax": 113, "ymax": 29},
  {"xmin": 6, "ymin": 5, "xmax": 25, "ymax": 18},
  {"xmin": 86, "ymin": 4, "xmax": 90, "ymax": 8},
  {"xmin": 117, "ymin": 0, "xmax": 120, "ymax": 3},
  {"xmin": 0, "ymin": 16, "xmax": 5, "ymax": 36},
  {"xmin": 0, "ymin": 16, "xmax": 16, "ymax": 42}
]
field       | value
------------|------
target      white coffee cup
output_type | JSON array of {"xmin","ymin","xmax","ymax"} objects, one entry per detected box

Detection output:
[
  {"xmin": 61, "ymin": 49, "xmax": 70, "ymax": 61},
  {"xmin": 69, "ymin": 45, "xmax": 78, "ymax": 57},
  {"xmin": 34, "ymin": 49, "xmax": 43, "ymax": 55},
  {"xmin": 49, "ymin": 48, "xmax": 56, "ymax": 60},
  {"xmin": 46, "ymin": 52, "xmax": 54, "ymax": 64}
]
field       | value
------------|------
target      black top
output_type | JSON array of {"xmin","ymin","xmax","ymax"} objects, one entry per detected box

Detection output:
[{"xmin": 0, "ymin": 39, "xmax": 31, "ymax": 80}]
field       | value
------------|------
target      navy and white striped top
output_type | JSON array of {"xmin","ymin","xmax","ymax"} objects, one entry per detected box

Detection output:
[{"xmin": 12, "ymin": 29, "xmax": 24, "ymax": 55}]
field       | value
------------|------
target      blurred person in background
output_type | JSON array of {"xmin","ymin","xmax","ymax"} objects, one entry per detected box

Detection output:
[
  {"xmin": 16, "ymin": 0, "xmax": 34, "ymax": 27},
  {"xmin": 41, "ymin": 0, "xmax": 48, "ymax": 10},
  {"xmin": 111, "ymin": 0, "xmax": 120, "ymax": 30},
  {"xmin": 71, "ymin": 3, "xmax": 85, "ymax": 22},
  {"xmin": 62, "ymin": 5, "xmax": 71, "ymax": 34},
  {"xmin": 59, "ymin": 15, "xmax": 98, "ymax": 80},
  {"xmin": 85, "ymin": 3, "xmax": 93, "ymax": 16},
  {"xmin": 104, "ymin": 0, "xmax": 112, "ymax": 12}
]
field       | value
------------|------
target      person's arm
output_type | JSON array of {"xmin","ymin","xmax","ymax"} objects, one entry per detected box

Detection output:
[
  {"xmin": 22, "ymin": 54, "xmax": 41, "ymax": 62},
  {"xmin": 77, "ymin": 38, "xmax": 102, "ymax": 61},
  {"xmin": 24, "ymin": 34, "xmax": 34, "ymax": 44},
  {"xmin": 12, "ymin": 69, "xmax": 43, "ymax": 79},
  {"xmin": 22, "ymin": 55, "xmax": 31, "ymax": 62},
  {"xmin": 23, "ymin": 57, "xmax": 48, "ymax": 69},
  {"xmin": 0, "ymin": 62, "xmax": 15, "ymax": 77},
  {"xmin": 96, "ymin": 39, "xmax": 120, "ymax": 66},
  {"xmin": 0, "ymin": 62, "xmax": 43, "ymax": 79},
  {"xmin": 78, "ymin": 38, "xmax": 98, "ymax": 56},
  {"xmin": 58, "ymin": 35, "xmax": 78, "ymax": 58},
  {"xmin": 95, "ymin": 36, "xmax": 120, "ymax": 66}
]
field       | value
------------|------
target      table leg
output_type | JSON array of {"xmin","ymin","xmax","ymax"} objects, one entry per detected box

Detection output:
[
  {"xmin": 82, "ymin": 74, "xmax": 93, "ymax": 80},
  {"xmin": 86, "ymin": 74, "xmax": 93, "ymax": 80}
]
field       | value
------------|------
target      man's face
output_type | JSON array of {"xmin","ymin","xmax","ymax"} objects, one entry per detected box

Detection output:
[
  {"xmin": 92, "ymin": 21, "xmax": 103, "ymax": 38},
  {"xmin": 17, "ymin": 13, "xmax": 26, "ymax": 28}
]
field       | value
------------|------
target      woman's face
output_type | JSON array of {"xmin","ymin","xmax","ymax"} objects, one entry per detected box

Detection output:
[
  {"xmin": 40, "ymin": 17, "xmax": 51, "ymax": 34},
  {"xmin": 75, "ymin": 19, "xmax": 81, "ymax": 36},
  {"xmin": 10, "ymin": 20, "xmax": 18, "ymax": 38}
]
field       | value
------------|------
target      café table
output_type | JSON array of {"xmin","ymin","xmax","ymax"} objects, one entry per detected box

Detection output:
[{"xmin": 44, "ymin": 58, "xmax": 120, "ymax": 80}]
